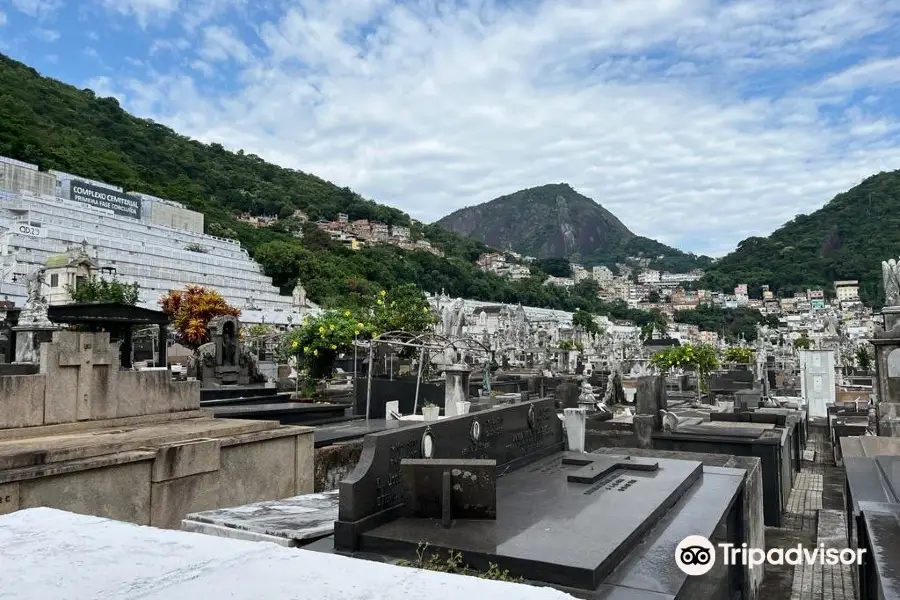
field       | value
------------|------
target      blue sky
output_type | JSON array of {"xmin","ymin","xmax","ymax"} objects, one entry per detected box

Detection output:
[{"xmin": 2, "ymin": 0, "xmax": 900, "ymax": 257}]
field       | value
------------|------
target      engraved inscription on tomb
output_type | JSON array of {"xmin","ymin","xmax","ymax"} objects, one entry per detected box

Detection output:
[
  {"xmin": 505, "ymin": 405, "xmax": 554, "ymax": 454},
  {"xmin": 583, "ymin": 476, "xmax": 639, "ymax": 496},
  {"xmin": 375, "ymin": 439, "xmax": 421, "ymax": 510},
  {"xmin": 462, "ymin": 415, "xmax": 504, "ymax": 459}
]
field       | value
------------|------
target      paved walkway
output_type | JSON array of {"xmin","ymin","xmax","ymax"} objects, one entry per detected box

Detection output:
[{"xmin": 760, "ymin": 426, "xmax": 856, "ymax": 600}]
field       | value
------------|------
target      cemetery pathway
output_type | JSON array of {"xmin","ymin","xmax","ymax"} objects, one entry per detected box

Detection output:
[{"xmin": 759, "ymin": 424, "xmax": 854, "ymax": 600}]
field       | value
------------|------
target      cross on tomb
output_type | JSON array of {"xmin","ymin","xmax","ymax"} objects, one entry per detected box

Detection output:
[
  {"xmin": 57, "ymin": 334, "xmax": 116, "ymax": 420},
  {"xmin": 562, "ymin": 453, "xmax": 659, "ymax": 485}
]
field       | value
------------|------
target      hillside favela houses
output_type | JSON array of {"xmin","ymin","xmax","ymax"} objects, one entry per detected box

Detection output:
[{"xmin": 0, "ymin": 155, "xmax": 319, "ymax": 326}]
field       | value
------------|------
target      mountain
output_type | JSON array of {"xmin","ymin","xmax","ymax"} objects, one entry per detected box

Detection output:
[
  {"xmin": 436, "ymin": 183, "xmax": 712, "ymax": 272},
  {"xmin": 0, "ymin": 52, "xmax": 672, "ymax": 328},
  {"xmin": 700, "ymin": 170, "xmax": 900, "ymax": 305}
]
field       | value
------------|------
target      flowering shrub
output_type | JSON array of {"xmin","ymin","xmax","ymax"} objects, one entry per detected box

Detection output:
[
  {"xmin": 723, "ymin": 346, "xmax": 754, "ymax": 364},
  {"xmin": 369, "ymin": 284, "xmax": 437, "ymax": 335},
  {"xmin": 279, "ymin": 284, "xmax": 437, "ymax": 381},
  {"xmin": 280, "ymin": 311, "xmax": 371, "ymax": 380},
  {"xmin": 159, "ymin": 285, "xmax": 240, "ymax": 349},
  {"xmin": 649, "ymin": 343, "xmax": 719, "ymax": 392}
]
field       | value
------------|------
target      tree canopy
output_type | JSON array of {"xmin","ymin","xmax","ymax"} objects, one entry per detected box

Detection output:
[{"xmin": 66, "ymin": 276, "xmax": 139, "ymax": 305}]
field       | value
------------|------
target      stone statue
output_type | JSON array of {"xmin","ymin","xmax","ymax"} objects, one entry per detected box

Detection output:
[
  {"xmin": 884, "ymin": 258, "xmax": 900, "ymax": 307},
  {"xmin": 25, "ymin": 269, "xmax": 46, "ymax": 308},
  {"xmin": 291, "ymin": 283, "xmax": 309, "ymax": 308},
  {"xmin": 222, "ymin": 327, "xmax": 237, "ymax": 366},
  {"xmin": 824, "ymin": 314, "xmax": 840, "ymax": 337},
  {"xmin": 659, "ymin": 409, "xmax": 679, "ymax": 433}
]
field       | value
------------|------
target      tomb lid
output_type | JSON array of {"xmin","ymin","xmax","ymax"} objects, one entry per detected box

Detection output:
[
  {"xmin": 858, "ymin": 501, "xmax": 900, "ymax": 599},
  {"xmin": 360, "ymin": 454, "xmax": 743, "ymax": 593}
]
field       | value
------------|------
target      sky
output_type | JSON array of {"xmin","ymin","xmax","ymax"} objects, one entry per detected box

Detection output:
[{"xmin": 1, "ymin": 0, "xmax": 899, "ymax": 257}]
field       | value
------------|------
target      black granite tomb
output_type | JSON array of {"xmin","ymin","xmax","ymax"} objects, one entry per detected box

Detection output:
[
  {"xmin": 652, "ymin": 423, "xmax": 793, "ymax": 527},
  {"xmin": 709, "ymin": 371, "xmax": 755, "ymax": 394},
  {"xmin": 842, "ymin": 450, "xmax": 900, "ymax": 594},
  {"xmin": 710, "ymin": 409, "xmax": 805, "ymax": 482},
  {"xmin": 857, "ymin": 501, "xmax": 900, "ymax": 600},
  {"xmin": 354, "ymin": 376, "xmax": 445, "ymax": 418},
  {"xmin": 333, "ymin": 399, "xmax": 749, "ymax": 598}
]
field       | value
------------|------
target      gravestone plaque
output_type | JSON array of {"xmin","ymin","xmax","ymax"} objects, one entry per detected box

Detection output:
[
  {"xmin": 400, "ymin": 458, "xmax": 496, "ymax": 521},
  {"xmin": 335, "ymin": 399, "xmax": 563, "ymax": 549}
]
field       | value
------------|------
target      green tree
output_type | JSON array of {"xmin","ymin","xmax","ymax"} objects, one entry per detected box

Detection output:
[
  {"xmin": 280, "ymin": 310, "xmax": 368, "ymax": 381},
  {"xmin": 723, "ymin": 346, "xmax": 754, "ymax": 364},
  {"xmin": 572, "ymin": 309, "xmax": 601, "ymax": 336},
  {"xmin": 855, "ymin": 346, "xmax": 873, "ymax": 372},
  {"xmin": 794, "ymin": 334, "xmax": 812, "ymax": 351},
  {"xmin": 650, "ymin": 344, "xmax": 719, "ymax": 396},
  {"xmin": 66, "ymin": 276, "xmax": 140, "ymax": 305}
]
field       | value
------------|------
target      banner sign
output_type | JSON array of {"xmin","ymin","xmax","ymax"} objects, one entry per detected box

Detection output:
[{"xmin": 69, "ymin": 180, "xmax": 142, "ymax": 219}]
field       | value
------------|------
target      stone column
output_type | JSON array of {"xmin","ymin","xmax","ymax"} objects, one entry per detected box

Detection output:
[
  {"xmin": 157, "ymin": 324, "xmax": 169, "ymax": 368},
  {"xmin": 443, "ymin": 364, "xmax": 470, "ymax": 417},
  {"xmin": 633, "ymin": 375, "xmax": 667, "ymax": 449},
  {"xmin": 871, "ymin": 310, "xmax": 900, "ymax": 435}
]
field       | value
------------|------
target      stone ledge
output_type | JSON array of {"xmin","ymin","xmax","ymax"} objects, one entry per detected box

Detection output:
[
  {"xmin": 0, "ymin": 450, "xmax": 157, "ymax": 484},
  {"xmin": 0, "ymin": 410, "xmax": 211, "ymax": 442},
  {"xmin": 151, "ymin": 439, "xmax": 221, "ymax": 483},
  {"xmin": 218, "ymin": 425, "xmax": 314, "ymax": 448},
  {"xmin": 0, "ymin": 418, "xmax": 280, "ymax": 470}
]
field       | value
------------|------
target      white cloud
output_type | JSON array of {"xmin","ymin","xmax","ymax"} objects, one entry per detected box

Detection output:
[
  {"xmin": 97, "ymin": 0, "xmax": 245, "ymax": 29},
  {"xmin": 149, "ymin": 37, "xmax": 190, "ymax": 55},
  {"xmin": 817, "ymin": 57, "xmax": 900, "ymax": 91},
  {"xmin": 32, "ymin": 27, "xmax": 60, "ymax": 42},
  {"xmin": 92, "ymin": 0, "xmax": 900, "ymax": 256},
  {"xmin": 198, "ymin": 26, "xmax": 252, "ymax": 64},
  {"xmin": 99, "ymin": 0, "xmax": 180, "ymax": 28},
  {"xmin": 11, "ymin": 0, "xmax": 63, "ymax": 19},
  {"xmin": 0, "ymin": 11, "xmax": 6, "ymax": 26}
]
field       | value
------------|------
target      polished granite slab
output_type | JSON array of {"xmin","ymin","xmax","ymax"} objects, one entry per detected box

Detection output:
[
  {"xmin": 182, "ymin": 490, "xmax": 339, "ymax": 546},
  {"xmin": 360, "ymin": 453, "xmax": 712, "ymax": 590}
]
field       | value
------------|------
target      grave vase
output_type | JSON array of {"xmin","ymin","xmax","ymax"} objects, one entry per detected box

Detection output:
[
  {"xmin": 443, "ymin": 363, "xmax": 470, "ymax": 417},
  {"xmin": 422, "ymin": 405, "xmax": 440, "ymax": 421},
  {"xmin": 456, "ymin": 400, "xmax": 471, "ymax": 415}
]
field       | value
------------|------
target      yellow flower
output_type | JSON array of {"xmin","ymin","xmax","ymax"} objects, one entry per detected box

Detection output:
[
  {"xmin": 330, "ymin": 344, "xmax": 337, "ymax": 350},
  {"xmin": 319, "ymin": 326, "xmax": 325, "ymax": 334},
  {"xmin": 329, "ymin": 324, "xmax": 335, "ymax": 330},
  {"xmin": 313, "ymin": 349, "xmax": 319, "ymax": 356},
  {"xmin": 354, "ymin": 330, "xmax": 360, "ymax": 336},
  {"xmin": 357, "ymin": 323, "xmax": 364, "ymax": 329},
  {"xmin": 423, "ymin": 306, "xmax": 428, "ymax": 313},
  {"xmin": 371, "ymin": 331, "xmax": 378, "ymax": 338},
  {"xmin": 380, "ymin": 290, "xmax": 386, "ymax": 296},
  {"xmin": 291, "ymin": 340, "xmax": 298, "ymax": 349},
  {"xmin": 377, "ymin": 299, "xmax": 383, "ymax": 305},
  {"xmin": 344, "ymin": 311, "xmax": 351, "ymax": 317},
  {"xmin": 303, "ymin": 346, "xmax": 309, "ymax": 354}
]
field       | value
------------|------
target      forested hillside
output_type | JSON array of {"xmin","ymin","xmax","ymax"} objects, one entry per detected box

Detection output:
[
  {"xmin": 701, "ymin": 170, "xmax": 900, "ymax": 305},
  {"xmin": 0, "ymin": 52, "xmax": 673, "ymax": 327}
]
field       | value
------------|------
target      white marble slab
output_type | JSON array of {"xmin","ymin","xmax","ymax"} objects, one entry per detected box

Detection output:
[
  {"xmin": 182, "ymin": 490, "xmax": 339, "ymax": 544},
  {"xmin": 0, "ymin": 508, "xmax": 576, "ymax": 600}
]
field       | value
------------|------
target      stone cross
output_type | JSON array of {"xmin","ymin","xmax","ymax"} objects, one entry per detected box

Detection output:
[
  {"xmin": 44, "ymin": 332, "xmax": 118, "ymax": 421},
  {"xmin": 562, "ymin": 453, "xmax": 659, "ymax": 484}
]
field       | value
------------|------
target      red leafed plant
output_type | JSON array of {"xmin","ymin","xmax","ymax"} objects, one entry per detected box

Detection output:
[{"xmin": 159, "ymin": 285, "xmax": 240, "ymax": 350}]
